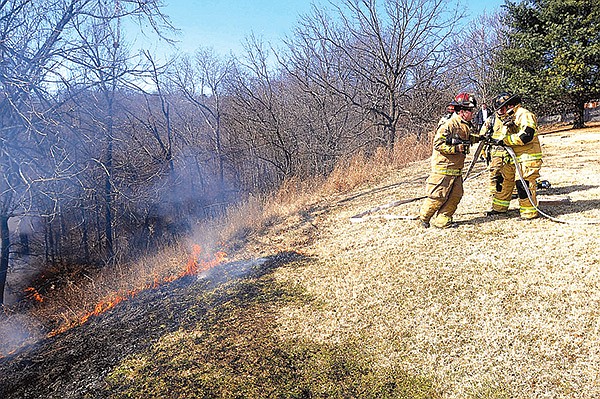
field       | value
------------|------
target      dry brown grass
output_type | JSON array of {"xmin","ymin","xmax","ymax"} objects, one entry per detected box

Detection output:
[
  {"xmin": 258, "ymin": 125, "xmax": 600, "ymax": 398},
  {"xmin": 322, "ymin": 135, "xmax": 431, "ymax": 195},
  {"xmin": 20, "ymin": 244, "xmax": 189, "ymax": 336}
]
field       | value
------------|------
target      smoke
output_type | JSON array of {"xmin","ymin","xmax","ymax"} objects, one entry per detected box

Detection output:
[
  {"xmin": 199, "ymin": 257, "xmax": 268, "ymax": 287},
  {"xmin": 7, "ymin": 215, "xmax": 36, "ymax": 236},
  {"xmin": 0, "ymin": 313, "xmax": 45, "ymax": 358}
]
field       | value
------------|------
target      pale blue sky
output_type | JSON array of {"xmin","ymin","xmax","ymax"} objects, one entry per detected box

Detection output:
[{"xmin": 145, "ymin": 0, "xmax": 505, "ymax": 59}]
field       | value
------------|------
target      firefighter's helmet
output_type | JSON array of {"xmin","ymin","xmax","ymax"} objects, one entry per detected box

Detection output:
[
  {"xmin": 452, "ymin": 92, "xmax": 477, "ymax": 110},
  {"xmin": 493, "ymin": 92, "xmax": 521, "ymax": 113}
]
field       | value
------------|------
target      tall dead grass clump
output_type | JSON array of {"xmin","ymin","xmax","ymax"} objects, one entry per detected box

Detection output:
[
  {"xmin": 21, "ymin": 244, "xmax": 190, "ymax": 335},
  {"xmin": 321, "ymin": 135, "xmax": 431, "ymax": 196},
  {"xmin": 197, "ymin": 179, "xmax": 327, "ymax": 251},
  {"xmin": 270, "ymin": 175, "xmax": 327, "ymax": 213},
  {"xmin": 201, "ymin": 193, "xmax": 273, "ymax": 245},
  {"xmin": 391, "ymin": 134, "xmax": 432, "ymax": 165}
]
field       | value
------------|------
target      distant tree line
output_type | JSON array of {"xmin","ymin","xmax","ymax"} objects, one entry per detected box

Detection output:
[
  {"xmin": 14, "ymin": 0, "xmax": 600, "ymax": 305},
  {"xmin": 496, "ymin": 0, "xmax": 600, "ymax": 128}
]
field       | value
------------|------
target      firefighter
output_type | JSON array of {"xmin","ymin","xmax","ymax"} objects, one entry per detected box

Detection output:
[
  {"xmin": 486, "ymin": 92, "xmax": 543, "ymax": 219},
  {"xmin": 419, "ymin": 92, "xmax": 479, "ymax": 228},
  {"xmin": 480, "ymin": 111, "xmax": 510, "ymax": 198}
]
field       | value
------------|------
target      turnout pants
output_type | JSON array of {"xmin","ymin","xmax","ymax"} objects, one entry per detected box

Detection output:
[
  {"xmin": 491, "ymin": 159, "xmax": 542, "ymax": 219},
  {"xmin": 489, "ymin": 154, "xmax": 505, "ymax": 195},
  {"xmin": 419, "ymin": 173, "xmax": 463, "ymax": 227}
]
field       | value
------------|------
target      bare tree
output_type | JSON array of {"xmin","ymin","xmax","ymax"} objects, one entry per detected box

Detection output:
[
  {"xmin": 276, "ymin": 24, "xmax": 371, "ymax": 175},
  {"xmin": 451, "ymin": 10, "xmax": 505, "ymax": 104},
  {"xmin": 0, "ymin": 0, "xmax": 173, "ymax": 305},
  {"xmin": 226, "ymin": 35, "xmax": 300, "ymax": 191},
  {"xmin": 169, "ymin": 48, "xmax": 234, "ymax": 198},
  {"xmin": 284, "ymin": 0, "xmax": 464, "ymax": 148}
]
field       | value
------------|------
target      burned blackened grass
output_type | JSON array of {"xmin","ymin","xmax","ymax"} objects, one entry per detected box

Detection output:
[{"xmin": 0, "ymin": 252, "xmax": 305, "ymax": 399}]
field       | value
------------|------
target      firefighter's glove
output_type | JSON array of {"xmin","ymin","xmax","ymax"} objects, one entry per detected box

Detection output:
[
  {"xmin": 490, "ymin": 138, "xmax": 504, "ymax": 147},
  {"xmin": 455, "ymin": 143, "xmax": 470, "ymax": 154}
]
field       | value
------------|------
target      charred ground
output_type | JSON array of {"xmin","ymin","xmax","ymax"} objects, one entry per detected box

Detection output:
[{"xmin": 0, "ymin": 253, "xmax": 308, "ymax": 398}]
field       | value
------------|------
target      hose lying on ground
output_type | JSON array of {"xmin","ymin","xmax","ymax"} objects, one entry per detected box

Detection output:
[
  {"xmin": 349, "ymin": 196, "xmax": 425, "ymax": 223},
  {"xmin": 349, "ymin": 147, "xmax": 600, "ymax": 225},
  {"xmin": 505, "ymin": 146, "xmax": 600, "ymax": 225}
]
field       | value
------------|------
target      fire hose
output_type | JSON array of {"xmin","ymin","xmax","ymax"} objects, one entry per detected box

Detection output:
[
  {"xmin": 350, "ymin": 143, "xmax": 600, "ymax": 225},
  {"xmin": 503, "ymin": 145, "xmax": 600, "ymax": 225},
  {"xmin": 348, "ymin": 196, "xmax": 425, "ymax": 222},
  {"xmin": 349, "ymin": 139, "xmax": 487, "ymax": 223}
]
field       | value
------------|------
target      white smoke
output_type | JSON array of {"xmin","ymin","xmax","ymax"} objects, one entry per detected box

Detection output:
[{"xmin": 0, "ymin": 313, "xmax": 45, "ymax": 357}]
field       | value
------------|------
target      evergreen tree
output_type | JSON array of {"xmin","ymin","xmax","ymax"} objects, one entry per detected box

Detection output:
[{"xmin": 498, "ymin": 0, "xmax": 600, "ymax": 128}]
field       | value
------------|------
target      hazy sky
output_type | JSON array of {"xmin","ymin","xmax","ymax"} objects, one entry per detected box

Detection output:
[{"xmin": 142, "ymin": 0, "xmax": 506, "ymax": 59}]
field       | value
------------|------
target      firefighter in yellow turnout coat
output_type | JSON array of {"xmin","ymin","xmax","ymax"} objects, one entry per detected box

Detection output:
[
  {"xmin": 486, "ymin": 93, "xmax": 543, "ymax": 219},
  {"xmin": 480, "ymin": 114, "xmax": 510, "ymax": 197},
  {"xmin": 419, "ymin": 93, "xmax": 479, "ymax": 228}
]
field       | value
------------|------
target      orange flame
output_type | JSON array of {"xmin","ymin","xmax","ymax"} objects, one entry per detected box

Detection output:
[
  {"xmin": 185, "ymin": 244, "xmax": 227, "ymax": 276},
  {"xmin": 24, "ymin": 287, "xmax": 44, "ymax": 303},
  {"xmin": 48, "ymin": 245, "xmax": 227, "ymax": 337}
]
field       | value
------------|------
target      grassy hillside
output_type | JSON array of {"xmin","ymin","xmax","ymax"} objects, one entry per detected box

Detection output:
[{"xmin": 1, "ymin": 125, "xmax": 600, "ymax": 398}]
